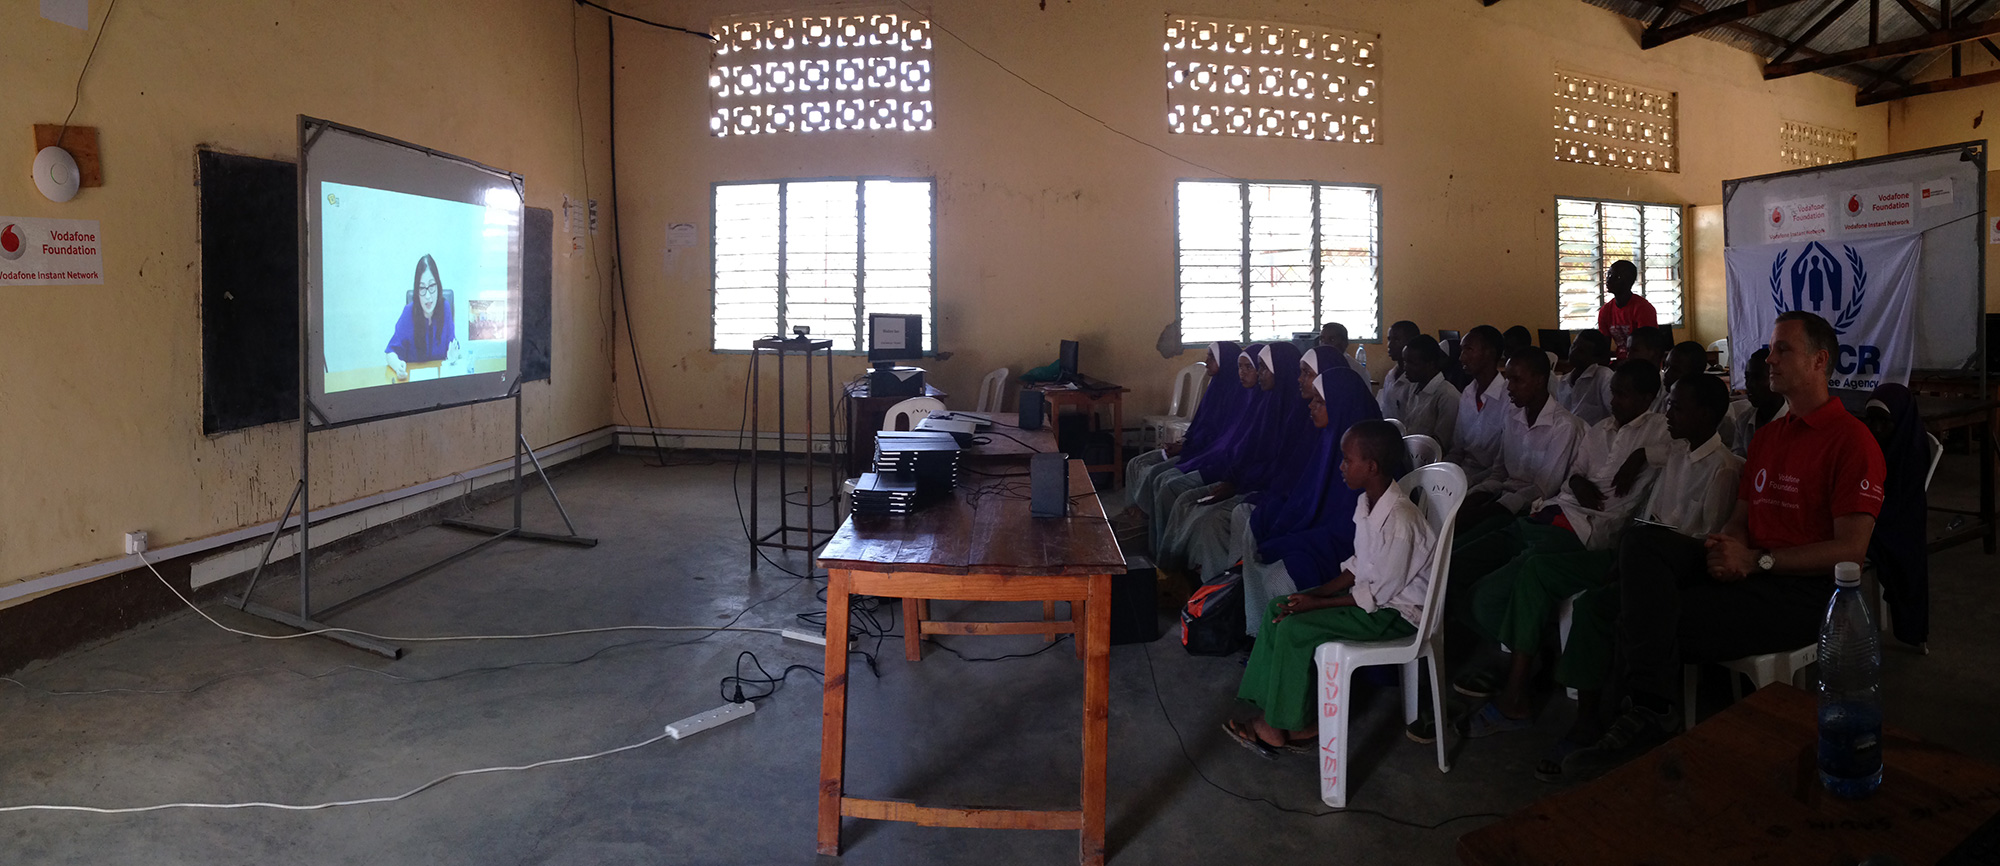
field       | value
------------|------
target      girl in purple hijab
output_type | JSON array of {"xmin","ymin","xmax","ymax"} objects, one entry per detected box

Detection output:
[
  {"xmin": 1127, "ymin": 342, "xmax": 1249, "ymax": 514},
  {"xmin": 1154, "ymin": 342, "xmax": 1313, "ymax": 569}
]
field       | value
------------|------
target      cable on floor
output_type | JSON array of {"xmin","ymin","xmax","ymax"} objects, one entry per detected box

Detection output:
[{"xmin": 1139, "ymin": 642, "xmax": 1506, "ymax": 830}]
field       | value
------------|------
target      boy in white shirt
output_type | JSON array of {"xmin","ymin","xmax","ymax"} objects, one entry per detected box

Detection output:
[
  {"xmin": 1376, "ymin": 320, "xmax": 1421, "ymax": 417},
  {"xmin": 1393, "ymin": 335, "xmax": 1460, "ymax": 452},
  {"xmin": 1225, "ymin": 420, "xmax": 1434, "ymax": 755},
  {"xmin": 1456, "ymin": 347, "xmax": 1587, "ymax": 533},
  {"xmin": 1446, "ymin": 326, "xmax": 1509, "ymax": 483},
  {"xmin": 1536, "ymin": 373, "xmax": 1741, "ymax": 780},
  {"xmin": 1555, "ymin": 330, "xmax": 1614, "ymax": 426},
  {"xmin": 1454, "ymin": 361, "xmax": 1668, "ymax": 737}
]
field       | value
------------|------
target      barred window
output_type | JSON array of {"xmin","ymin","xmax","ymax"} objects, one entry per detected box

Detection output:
[
  {"xmin": 1780, "ymin": 120, "xmax": 1857, "ymax": 167},
  {"xmin": 1177, "ymin": 180, "xmax": 1380, "ymax": 346},
  {"xmin": 1164, "ymin": 16, "xmax": 1379, "ymax": 143},
  {"xmin": 1553, "ymin": 70, "xmax": 1677, "ymax": 173},
  {"xmin": 1556, "ymin": 197, "xmax": 1684, "ymax": 329},
  {"xmin": 712, "ymin": 179, "xmax": 934, "ymax": 352},
  {"xmin": 710, "ymin": 12, "xmax": 933, "ymax": 136}
]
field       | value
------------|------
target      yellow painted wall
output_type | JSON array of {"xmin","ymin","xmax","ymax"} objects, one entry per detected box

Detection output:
[
  {"xmin": 610, "ymin": 0, "xmax": 1885, "ymax": 433},
  {"xmin": 1884, "ymin": 56, "xmax": 2000, "ymax": 313},
  {"xmin": 0, "ymin": 1, "xmax": 617, "ymax": 595}
]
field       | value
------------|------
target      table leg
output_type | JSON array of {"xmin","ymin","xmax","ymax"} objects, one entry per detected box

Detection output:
[
  {"xmin": 1078, "ymin": 573, "xmax": 1111, "ymax": 866},
  {"xmin": 1043, "ymin": 600, "xmax": 1057, "ymax": 643},
  {"xmin": 1111, "ymin": 397, "xmax": 1124, "ymax": 488},
  {"xmin": 818, "ymin": 569, "xmax": 855, "ymax": 856},
  {"xmin": 1072, "ymin": 600, "xmax": 1085, "ymax": 660},
  {"xmin": 903, "ymin": 598, "xmax": 924, "ymax": 661},
  {"xmin": 1984, "ymin": 419, "xmax": 1996, "ymax": 554}
]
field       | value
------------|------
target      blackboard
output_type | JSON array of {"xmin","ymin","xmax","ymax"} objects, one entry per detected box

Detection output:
[{"xmin": 199, "ymin": 150, "xmax": 299, "ymax": 435}]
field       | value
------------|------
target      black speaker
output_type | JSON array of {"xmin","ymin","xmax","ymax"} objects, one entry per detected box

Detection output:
[
  {"xmin": 1018, "ymin": 388, "xmax": 1045, "ymax": 430},
  {"xmin": 1030, "ymin": 452, "xmax": 1068, "ymax": 518}
]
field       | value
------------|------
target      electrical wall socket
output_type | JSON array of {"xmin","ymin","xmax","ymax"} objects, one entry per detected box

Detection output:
[{"xmin": 123, "ymin": 531, "xmax": 148, "ymax": 555}]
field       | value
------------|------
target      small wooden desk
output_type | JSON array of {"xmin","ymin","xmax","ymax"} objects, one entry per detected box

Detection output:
[
  {"xmin": 1026, "ymin": 383, "xmax": 1129, "ymax": 486},
  {"xmin": 815, "ymin": 459, "xmax": 1125, "ymax": 865},
  {"xmin": 1458, "ymin": 684, "xmax": 2000, "ymax": 865}
]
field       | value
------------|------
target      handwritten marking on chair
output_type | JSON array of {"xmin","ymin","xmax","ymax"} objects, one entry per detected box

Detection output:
[{"xmin": 1320, "ymin": 659, "xmax": 1342, "ymax": 780}]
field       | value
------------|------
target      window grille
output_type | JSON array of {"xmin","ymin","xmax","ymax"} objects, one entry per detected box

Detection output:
[
  {"xmin": 710, "ymin": 12, "xmax": 933, "ymax": 136},
  {"xmin": 1164, "ymin": 15, "xmax": 1379, "ymax": 143},
  {"xmin": 1556, "ymin": 197, "xmax": 1684, "ymax": 329},
  {"xmin": 1553, "ymin": 70, "xmax": 1677, "ymax": 173},
  {"xmin": 1779, "ymin": 120, "xmax": 1857, "ymax": 168},
  {"xmin": 712, "ymin": 178, "xmax": 935, "ymax": 351},
  {"xmin": 1177, "ymin": 180, "xmax": 1380, "ymax": 345}
]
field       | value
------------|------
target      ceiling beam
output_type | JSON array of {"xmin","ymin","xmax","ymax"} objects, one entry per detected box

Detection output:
[
  {"xmin": 1855, "ymin": 0, "xmax": 1991, "ymax": 92},
  {"xmin": 1891, "ymin": 0, "xmax": 1946, "ymax": 26},
  {"xmin": 1856, "ymin": 65, "xmax": 2000, "ymax": 101},
  {"xmin": 1642, "ymin": 0, "xmax": 1824, "ymax": 48},
  {"xmin": 1770, "ymin": 0, "xmax": 1864, "ymax": 65},
  {"xmin": 1766, "ymin": 10, "xmax": 2000, "ymax": 76}
]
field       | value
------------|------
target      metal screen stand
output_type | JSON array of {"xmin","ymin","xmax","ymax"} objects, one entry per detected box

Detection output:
[
  {"xmin": 228, "ymin": 385, "xmax": 596, "ymax": 657},
  {"xmin": 749, "ymin": 337, "xmax": 839, "ymax": 568}
]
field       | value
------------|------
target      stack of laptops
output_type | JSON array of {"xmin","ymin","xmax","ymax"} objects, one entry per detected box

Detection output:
[
  {"xmin": 849, "ymin": 472, "xmax": 920, "ymax": 516},
  {"xmin": 870, "ymin": 430, "xmax": 962, "ymax": 505}
]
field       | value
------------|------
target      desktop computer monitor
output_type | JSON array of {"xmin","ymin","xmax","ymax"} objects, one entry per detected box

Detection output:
[
  {"xmin": 868, "ymin": 313, "xmax": 924, "ymax": 368},
  {"xmin": 1059, "ymin": 339, "xmax": 1080, "ymax": 380}
]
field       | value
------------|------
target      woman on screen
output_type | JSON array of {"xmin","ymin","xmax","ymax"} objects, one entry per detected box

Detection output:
[{"xmin": 384, "ymin": 254, "xmax": 461, "ymax": 378}]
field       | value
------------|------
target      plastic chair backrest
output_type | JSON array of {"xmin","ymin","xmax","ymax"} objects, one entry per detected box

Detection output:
[
  {"xmin": 883, "ymin": 396, "xmax": 945, "ymax": 431},
  {"xmin": 1352, "ymin": 343, "xmax": 1368, "ymax": 376},
  {"xmin": 1167, "ymin": 362, "xmax": 1205, "ymax": 417},
  {"xmin": 1384, "ymin": 417, "xmax": 1406, "ymax": 435},
  {"xmin": 1396, "ymin": 462, "xmax": 1467, "ymax": 650},
  {"xmin": 1925, "ymin": 431, "xmax": 1944, "ymax": 492},
  {"xmin": 1402, "ymin": 434, "xmax": 1441, "ymax": 470},
  {"xmin": 1708, "ymin": 338, "xmax": 1730, "ymax": 371},
  {"xmin": 976, "ymin": 368, "xmax": 1009, "ymax": 413}
]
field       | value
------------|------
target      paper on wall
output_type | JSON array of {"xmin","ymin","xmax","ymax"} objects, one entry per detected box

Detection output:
[
  {"xmin": 1763, "ymin": 196, "xmax": 1829, "ymax": 243},
  {"xmin": 0, "ymin": 217, "xmax": 103, "ymax": 285},
  {"xmin": 1919, "ymin": 178, "xmax": 1953, "ymax": 208},
  {"xmin": 1838, "ymin": 184, "xmax": 1915, "ymax": 235},
  {"xmin": 40, "ymin": 0, "xmax": 87, "ymax": 30}
]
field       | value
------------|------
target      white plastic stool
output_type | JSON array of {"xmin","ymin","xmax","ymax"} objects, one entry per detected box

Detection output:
[{"xmin": 1682, "ymin": 644, "xmax": 1816, "ymax": 730}]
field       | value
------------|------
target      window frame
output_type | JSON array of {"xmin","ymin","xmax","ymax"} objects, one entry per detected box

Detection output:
[
  {"xmin": 1173, "ymin": 177, "xmax": 1385, "ymax": 348},
  {"xmin": 1552, "ymin": 194, "xmax": 1686, "ymax": 330},
  {"xmin": 709, "ymin": 175, "xmax": 939, "ymax": 355}
]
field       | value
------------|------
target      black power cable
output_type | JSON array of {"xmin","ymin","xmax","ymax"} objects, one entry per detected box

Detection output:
[
  {"xmin": 575, "ymin": 0, "xmax": 714, "ymax": 40},
  {"xmin": 601, "ymin": 17, "xmax": 674, "ymax": 468},
  {"xmin": 54, "ymin": 0, "xmax": 120, "ymax": 150}
]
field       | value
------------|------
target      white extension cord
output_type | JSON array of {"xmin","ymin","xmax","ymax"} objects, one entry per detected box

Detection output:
[{"xmin": 0, "ymin": 555, "xmax": 824, "ymax": 817}]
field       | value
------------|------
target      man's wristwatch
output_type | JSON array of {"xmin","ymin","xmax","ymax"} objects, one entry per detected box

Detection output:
[{"xmin": 1755, "ymin": 551, "xmax": 1776, "ymax": 573}]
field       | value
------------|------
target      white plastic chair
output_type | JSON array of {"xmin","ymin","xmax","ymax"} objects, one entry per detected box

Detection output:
[
  {"xmin": 1403, "ymin": 434, "xmax": 1440, "ymax": 470},
  {"xmin": 882, "ymin": 396, "xmax": 944, "ymax": 432},
  {"xmin": 975, "ymin": 368, "xmax": 1009, "ymax": 414},
  {"xmin": 1708, "ymin": 338, "xmax": 1730, "ymax": 372},
  {"xmin": 1384, "ymin": 417, "xmax": 1406, "ymax": 436},
  {"xmin": 1352, "ymin": 344, "xmax": 1369, "ymax": 380},
  {"xmin": 1142, "ymin": 362, "xmax": 1207, "ymax": 446},
  {"xmin": 1311, "ymin": 462, "xmax": 1465, "ymax": 808}
]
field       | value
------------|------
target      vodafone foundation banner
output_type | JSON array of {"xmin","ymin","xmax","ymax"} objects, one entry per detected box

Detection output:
[
  {"xmin": 0, "ymin": 217, "xmax": 104, "ymax": 285},
  {"xmin": 1725, "ymin": 234, "xmax": 1921, "ymax": 393}
]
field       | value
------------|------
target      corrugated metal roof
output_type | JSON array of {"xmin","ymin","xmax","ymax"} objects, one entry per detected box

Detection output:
[{"xmin": 1579, "ymin": 0, "xmax": 1995, "ymax": 90}]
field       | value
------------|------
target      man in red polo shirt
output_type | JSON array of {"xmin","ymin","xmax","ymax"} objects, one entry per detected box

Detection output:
[
  {"xmin": 1565, "ymin": 310, "xmax": 1884, "ymax": 780},
  {"xmin": 1597, "ymin": 260, "xmax": 1657, "ymax": 361}
]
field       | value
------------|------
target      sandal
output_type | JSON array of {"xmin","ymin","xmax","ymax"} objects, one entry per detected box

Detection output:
[
  {"xmin": 1466, "ymin": 701, "xmax": 1535, "ymax": 738},
  {"xmin": 1453, "ymin": 669, "xmax": 1501, "ymax": 699},
  {"xmin": 1222, "ymin": 719, "xmax": 1278, "ymax": 760},
  {"xmin": 1534, "ymin": 738, "xmax": 1586, "ymax": 783}
]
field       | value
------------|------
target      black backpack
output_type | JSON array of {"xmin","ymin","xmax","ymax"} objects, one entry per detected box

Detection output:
[{"xmin": 1180, "ymin": 568, "xmax": 1244, "ymax": 656}]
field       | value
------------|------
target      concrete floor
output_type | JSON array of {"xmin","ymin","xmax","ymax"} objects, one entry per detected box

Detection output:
[{"xmin": 0, "ymin": 448, "xmax": 1994, "ymax": 864}]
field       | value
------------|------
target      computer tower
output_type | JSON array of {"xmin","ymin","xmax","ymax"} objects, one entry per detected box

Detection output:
[
  {"xmin": 1018, "ymin": 388, "xmax": 1045, "ymax": 430},
  {"xmin": 1111, "ymin": 557, "xmax": 1163, "ymax": 645}
]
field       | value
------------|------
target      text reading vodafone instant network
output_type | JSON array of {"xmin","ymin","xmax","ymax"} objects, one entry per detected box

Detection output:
[{"xmin": 0, "ymin": 217, "xmax": 105, "ymax": 285}]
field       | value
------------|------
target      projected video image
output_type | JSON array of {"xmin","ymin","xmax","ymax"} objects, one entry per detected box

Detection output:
[{"xmin": 320, "ymin": 182, "xmax": 515, "ymax": 394}]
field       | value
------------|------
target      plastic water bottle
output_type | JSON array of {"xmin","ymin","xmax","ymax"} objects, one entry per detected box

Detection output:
[{"xmin": 1818, "ymin": 561, "xmax": 1883, "ymax": 799}]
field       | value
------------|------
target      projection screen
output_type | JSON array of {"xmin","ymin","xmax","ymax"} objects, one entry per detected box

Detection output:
[{"xmin": 301, "ymin": 116, "xmax": 524, "ymax": 427}]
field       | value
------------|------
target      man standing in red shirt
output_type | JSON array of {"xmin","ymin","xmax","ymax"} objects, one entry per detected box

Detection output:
[
  {"xmin": 1596, "ymin": 260, "xmax": 1658, "ymax": 361},
  {"xmin": 1564, "ymin": 311, "xmax": 1884, "ymax": 780}
]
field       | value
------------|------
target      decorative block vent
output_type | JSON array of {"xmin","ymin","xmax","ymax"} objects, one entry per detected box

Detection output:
[
  {"xmin": 1779, "ymin": 120, "xmax": 1857, "ymax": 167},
  {"xmin": 1553, "ymin": 69, "xmax": 1677, "ymax": 172},
  {"xmin": 1165, "ymin": 15, "xmax": 1379, "ymax": 143},
  {"xmin": 710, "ymin": 12, "xmax": 933, "ymax": 136}
]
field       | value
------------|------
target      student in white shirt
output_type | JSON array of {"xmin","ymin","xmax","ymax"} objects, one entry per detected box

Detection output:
[
  {"xmin": 1722, "ymin": 348, "xmax": 1786, "ymax": 458},
  {"xmin": 1537, "ymin": 373, "xmax": 1741, "ymax": 780},
  {"xmin": 1317, "ymin": 321, "xmax": 1366, "ymax": 378},
  {"xmin": 1453, "ymin": 361, "xmax": 1667, "ymax": 738},
  {"xmin": 1446, "ymin": 325, "xmax": 1509, "ymax": 483},
  {"xmin": 1658, "ymin": 340, "xmax": 1708, "ymax": 415},
  {"xmin": 1376, "ymin": 320, "xmax": 1421, "ymax": 417},
  {"xmin": 1555, "ymin": 330, "xmax": 1615, "ymax": 426},
  {"xmin": 1224, "ymin": 420, "xmax": 1433, "ymax": 755},
  {"xmin": 1457, "ymin": 347, "xmax": 1588, "ymax": 533},
  {"xmin": 1393, "ymin": 335, "xmax": 1460, "ymax": 452}
]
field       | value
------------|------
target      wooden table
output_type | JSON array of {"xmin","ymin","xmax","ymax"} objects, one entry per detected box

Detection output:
[
  {"xmin": 1026, "ymin": 383, "xmax": 1129, "ymax": 486},
  {"xmin": 1458, "ymin": 684, "xmax": 2000, "ymax": 865},
  {"xmin": 1915, "ymin": 395, "xmax": 1998, "ymax": 554},
  {"xmin": 843, "ymin": 381, "xmax": 948, "ymax": 478},
  {"xmin": 815, "ymin": 458, "xmax": 1125, "ymax": 865}
]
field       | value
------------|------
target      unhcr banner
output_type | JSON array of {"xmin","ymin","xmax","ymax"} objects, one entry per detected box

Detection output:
[{"xmin": 1724, "ymin": 234, "xmax": 1921, "ymax": 392}]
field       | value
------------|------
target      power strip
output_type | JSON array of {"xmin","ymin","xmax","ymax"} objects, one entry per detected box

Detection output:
[{"xmin": 664, "ymin": 701, "xmax": 756, "ymax": 740}]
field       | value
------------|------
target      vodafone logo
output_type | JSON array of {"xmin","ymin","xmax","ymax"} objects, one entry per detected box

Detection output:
[
  {"xmin": 1861, "ymin": 479, "xmax": 1871, "ymax": 491},
  {"xmin": 0, "ymin": 224, "xmax": 23, "ymax": 261},
  {"xmin": 1771, "ymin": 207, "xmax": 1783, "ymax": 225},
  {"xmin": 1847, "ymin": 195, "xmax": 1862, "ymax": 215},
  {"xmin": 1754, "ymin": 468, "xmax": 1769, "ymax": 492}
]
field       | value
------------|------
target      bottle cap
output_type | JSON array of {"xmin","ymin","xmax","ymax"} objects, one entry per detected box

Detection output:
[{"xmin": 1834, "ymin": 561, "xmax": 1861, "ymax": 587}]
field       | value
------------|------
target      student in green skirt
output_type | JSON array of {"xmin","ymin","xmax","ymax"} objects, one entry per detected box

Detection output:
[{"xmin": 1224, "ymin": 420, "xmax": 1435, "ymax": 755}]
